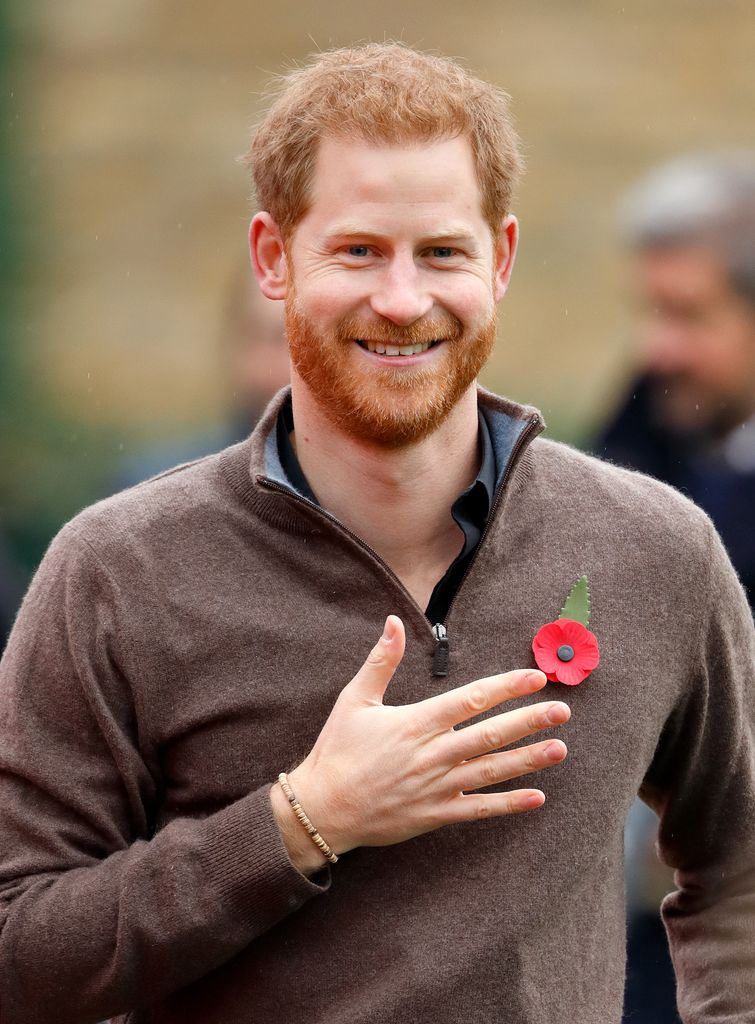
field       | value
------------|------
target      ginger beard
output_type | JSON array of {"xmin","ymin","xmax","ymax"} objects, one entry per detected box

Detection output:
[{"xmin": 284, "ymin": 290, "xmax": 497, "ymax": 448}]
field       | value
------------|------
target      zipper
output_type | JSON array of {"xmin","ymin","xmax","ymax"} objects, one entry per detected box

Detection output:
[
  {"xmin": 258, "ymin": 412, "xmax": 541, "ymax": 680},
  {"xmin": 431, "ymin": 623, "xmax": 449, "ymax": 676},
  {"xmin": 427, "ymin": 414, "xmax": 542, "ymax": 677}
]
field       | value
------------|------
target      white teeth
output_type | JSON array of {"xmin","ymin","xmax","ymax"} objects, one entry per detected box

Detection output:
[{"xmin": 360, "ymin": 339, "xmax": 437, "ymax": 356}]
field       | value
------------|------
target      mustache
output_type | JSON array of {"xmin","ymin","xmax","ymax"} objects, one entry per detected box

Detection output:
[{"xmin": 336, "ymin": 313, "xmax": 464, "ymax": 346}]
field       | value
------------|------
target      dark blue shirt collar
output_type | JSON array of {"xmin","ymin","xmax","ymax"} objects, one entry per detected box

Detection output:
[{"xmin": 275, "ymin": 393, "xmax": 496, "ymax": 521}]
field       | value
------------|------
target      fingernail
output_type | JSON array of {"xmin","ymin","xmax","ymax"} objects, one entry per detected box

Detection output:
[
  {"xmin": 524, "ymin": 792, "xmax": 544, "ymax": 809},
  {"xmin": 527, "ymin": 670, "xmax": 546, "ymax": 685},
  {"xmin": 544, "ymin": 741, "xmax": 565, "ymax": 761},
  {"xmin": 546, "ymin": 703, "xmax": 568, "ymax": 724},
  {"xmin": 381, "ymin": 616, "xmax": 395, "ymax": 643}
]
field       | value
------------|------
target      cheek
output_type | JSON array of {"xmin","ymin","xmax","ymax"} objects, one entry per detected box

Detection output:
[
  {"xmin": 296, "ymin": 277, "xmax": 370, "ymax": 321},
  {"xmin": 698, "ymin": 317, "xmax": 755, "ymax": 384},
  {"xmin": 448, "ymin": 282, "xmax": 495, "ymax": 328}
]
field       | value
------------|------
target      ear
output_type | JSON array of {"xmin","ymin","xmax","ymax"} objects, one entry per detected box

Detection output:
[
  {"xmin": 493, "ymin": 214, "xmax": 519, "ymax": 302},
  {"xmin": 249, "ymin": 212, "xmax": 288, "ymax": 300}
]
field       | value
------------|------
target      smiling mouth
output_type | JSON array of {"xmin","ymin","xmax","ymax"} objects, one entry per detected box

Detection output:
[{"xmin": 354, "ymin": 338, "xmax": 442, "ymax": 356}]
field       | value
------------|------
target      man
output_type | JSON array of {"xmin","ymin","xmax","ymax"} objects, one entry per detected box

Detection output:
[
  {"xmin": 596, "ymin": 151, "xmax": 755, "ymax": 607},
  {"xmin": 1, "ymin": 44, "xmax": 753, "ymax": 1024}
]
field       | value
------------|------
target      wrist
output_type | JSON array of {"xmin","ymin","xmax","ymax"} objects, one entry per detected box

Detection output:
[
  {"xmin": 278, "ymin": 772, "xmax": 338, "ymax": 865},
  {"xmin": 288, "ymin": 763, "xmax": 359, "ymax": 859},
  {"xmin": 270, "ymin": 779, "xmax": 329, "ymax": 877}
]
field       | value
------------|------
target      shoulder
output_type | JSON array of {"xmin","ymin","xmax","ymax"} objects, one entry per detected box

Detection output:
[
  {"xmin": 520, "ymin": 438, "xmax": 751, "ymax": 674},
  {"xmin": 59, "ymin": 445, "xmax": 248, "ymax": 565},
  {"xmin": 527, "ymin": 436, "xmax": 714, "ymax": 562}
]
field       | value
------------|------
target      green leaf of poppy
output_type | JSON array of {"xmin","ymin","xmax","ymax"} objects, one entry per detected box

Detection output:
[{"xmin": 559, "ymin": 575, "xmax": 591, "ymax": 627}]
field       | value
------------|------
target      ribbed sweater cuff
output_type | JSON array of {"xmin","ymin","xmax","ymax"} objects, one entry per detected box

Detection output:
[{"xmin": 197, "ymin": 782, "xmax": 331, "ymax": 935}]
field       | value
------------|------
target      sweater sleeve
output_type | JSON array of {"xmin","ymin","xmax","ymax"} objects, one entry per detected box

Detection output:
[
  {"xmin": 0, "ymin": 525, "xmax": 329, "ymax": 1024},
  {"xmin": 640, "ymin": 519, "xmax": 755, "ymax": 1023}
]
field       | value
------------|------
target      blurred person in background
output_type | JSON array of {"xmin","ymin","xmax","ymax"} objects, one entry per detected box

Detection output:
[
  {"xmin": 221, "ymin": 261, "xmax": 291, "ymax": 429},
  {"xmin": 594, "ymin": 152, "xmax": 755, "ymax": 1024},
  {"xmin": 1, "ymin": 45, "xmax": 754, "ymax": 1024},
  {"xmin": 596, "ymin": 151, "xmax": 755, "ymax": 608},
  {"xmin": 118, "ymin": 263, "xmax": 289, "ymax": 485}
]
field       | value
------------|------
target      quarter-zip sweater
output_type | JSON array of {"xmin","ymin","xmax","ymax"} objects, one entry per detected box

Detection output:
[{"xmin": 1, "ymin": 387, "xmax": 754, "ymax": 1024}]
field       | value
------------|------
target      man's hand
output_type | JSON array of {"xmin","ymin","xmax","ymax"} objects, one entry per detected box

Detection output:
[{"xmin": 271, "ymin": 615, "xmax": 570, "ymax": 875}]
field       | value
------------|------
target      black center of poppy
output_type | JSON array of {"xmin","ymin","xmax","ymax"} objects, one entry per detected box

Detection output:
[{"xmin": 557, "ymin": 644, "xmax": 575, "ymax": 662}]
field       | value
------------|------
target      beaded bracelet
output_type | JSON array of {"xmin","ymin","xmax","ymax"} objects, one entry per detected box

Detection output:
[{"xmin": 278, "ymin": 772, "xmax": 338, "ymax": 865}]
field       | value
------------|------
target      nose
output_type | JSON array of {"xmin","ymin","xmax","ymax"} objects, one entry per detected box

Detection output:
[{"xmin": 369, "ymin": 253, "xmax": 433, "ymax": 326}]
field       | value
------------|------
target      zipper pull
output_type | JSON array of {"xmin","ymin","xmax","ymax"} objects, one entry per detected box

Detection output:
[{"xmin": 432, "ymin": 623, "xmax": 449, "ymax": 677}]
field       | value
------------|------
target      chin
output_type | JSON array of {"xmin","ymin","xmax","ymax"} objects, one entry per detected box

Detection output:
[
  {"xmin": 326, "ymin": 397, "xmax": 459, "ymax": 448},
  {"xmin": 309, "ymin": 351, "xmax": 488, "ymax": 447}
]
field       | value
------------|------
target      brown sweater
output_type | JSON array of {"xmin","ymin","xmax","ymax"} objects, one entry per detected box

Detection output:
[{"xmin": 1, "ymin": 387, "xmax": 754, "ymax": 1024}]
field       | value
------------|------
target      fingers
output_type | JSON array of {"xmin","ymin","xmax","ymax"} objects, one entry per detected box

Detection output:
[
  {"xmin": 415, "ymin": 668, "xmax": 548, "ymax": 733},
  {"xmin": 346, "ymin": 615, "xmax": 406, "ymax": 705},
  {"xmin": 444, "ymin": 700, "xmax": 571, "ymax": 763},
  {"xmin": 447, "ymin": 738, "xmax": 567, "ymax": 794},
  {"xmin": 443, "ymin": 788, "xmax": 547, "ymax": 823}
]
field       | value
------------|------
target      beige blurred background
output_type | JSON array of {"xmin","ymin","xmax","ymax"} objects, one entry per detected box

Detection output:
[{"xmin": 2, "ymin": 0, "xmax": 754, "ymax": 565}]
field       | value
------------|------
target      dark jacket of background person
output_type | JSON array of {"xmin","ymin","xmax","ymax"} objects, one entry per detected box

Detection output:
[
  {"xmin": 596, "ymin": 373, "xmax": 755, "ymax": 610},
  {"xmin": 0, "ymin": 532, "xmax": 24, "ymax": 652}
]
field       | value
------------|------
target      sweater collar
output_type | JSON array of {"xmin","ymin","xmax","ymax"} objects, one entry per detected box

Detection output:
[
  {"xmin": 219, "ymin": 386, "xmax": 545, "ymax": 534},
  {"xmin": 269, "ymin": 391, "xmax": 498, "ymax": 517}
]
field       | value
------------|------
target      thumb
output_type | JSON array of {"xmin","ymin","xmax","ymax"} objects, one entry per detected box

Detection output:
[{"xmin": 346, "ymin": 615, "xmax": 406, "ymax": 705}]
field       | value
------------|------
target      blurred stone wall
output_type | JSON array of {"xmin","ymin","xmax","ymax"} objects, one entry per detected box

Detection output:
[{"xmin": 3, "ymin": 0, "xmax": 754, "ymax": 561}]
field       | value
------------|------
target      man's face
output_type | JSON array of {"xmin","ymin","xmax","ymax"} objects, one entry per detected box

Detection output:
[
  {"xmin": 633, "ymin": 244, "xmax": 755, "ymax": 437},
  {"xmin": 277, "ymin": 135, "xmax": 514, "ymax": 447}
]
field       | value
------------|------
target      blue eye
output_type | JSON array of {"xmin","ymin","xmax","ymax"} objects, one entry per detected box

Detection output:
[
  {"xmin": 431, "ymin": 247, "xmax": 455, "ymax": 258},
  {"xmin": 347, "ymin": 245, "xmax": 371, "ymax": 257}
]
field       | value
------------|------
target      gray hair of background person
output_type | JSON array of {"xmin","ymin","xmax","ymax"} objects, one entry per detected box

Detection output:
[{"xmin": 620, "ymin": 150, "xmax": 755, "ymax": 307}]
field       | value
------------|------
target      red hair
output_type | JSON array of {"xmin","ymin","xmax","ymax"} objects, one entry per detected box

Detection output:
[{"xmin": 246, "ymin": 42, "xmax": 524, "ymax": 240}]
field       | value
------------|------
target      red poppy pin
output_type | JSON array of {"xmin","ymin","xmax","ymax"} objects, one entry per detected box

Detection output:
[{"xmin": 532, "ymin": 575, "xmax": 600, "ymax": 686}]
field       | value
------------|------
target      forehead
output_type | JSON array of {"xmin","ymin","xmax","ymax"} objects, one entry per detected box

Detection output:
[{"xmin": 303, "ymin": 134, "xmax": 486, "ymax": 233}]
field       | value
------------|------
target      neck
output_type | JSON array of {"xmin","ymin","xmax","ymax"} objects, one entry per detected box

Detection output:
[{"xmin": 289, "ymin": 375, "xmax": 481, "ymax": 603}]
